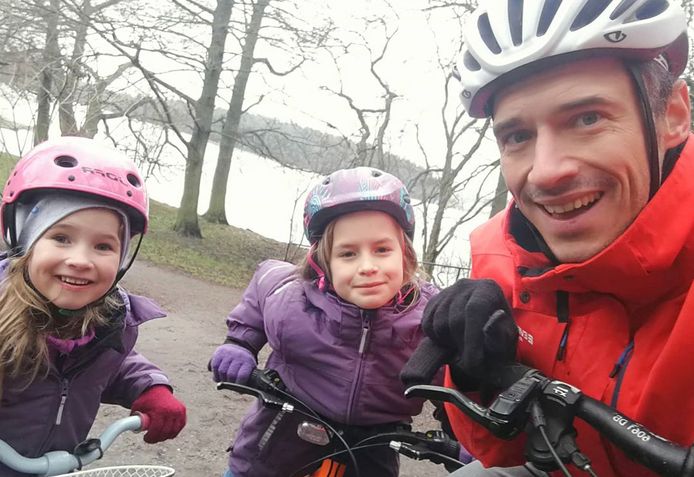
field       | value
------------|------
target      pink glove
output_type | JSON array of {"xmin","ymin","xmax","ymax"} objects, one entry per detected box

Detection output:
[{"xmin": 131, "ymin": 385, "xmax": 187, "ymax": 444}]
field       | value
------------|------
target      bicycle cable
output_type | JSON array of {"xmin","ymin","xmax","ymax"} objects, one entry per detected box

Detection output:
[
  {"xmin": 289, "ymin": 443, "xmax": 384, "ymax": 477},
  {"xmin": 530, "ymin": 401, "xmax": 573, "ymax": 477},
  {"xmin": 286, "ymin": 407, "xmax": 361, "ymax": 477}
]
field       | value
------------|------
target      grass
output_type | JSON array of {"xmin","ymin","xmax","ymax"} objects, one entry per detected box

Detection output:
[{"xmin": 0, "ymin": 152, "xmax": 303, "ymax": 289}]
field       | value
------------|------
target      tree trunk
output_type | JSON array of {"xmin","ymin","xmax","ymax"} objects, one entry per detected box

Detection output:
[
  {"xmin": 489, "ymin": 163, "xmax": 508, "ymax": 218},
  {"xmin": 34, "ymin": 0, "xmax": 60, "ymax": 145},
  {"xmin": 204, "ymin": 0, "xmax": 270, "ymax": 224},
  {"xmin": 173, "ymin": 0, "xmax": 235, "ymax": 237},
  {"xmin": 58, "ymin": 0, "xmax": 96, "ymax": 136}
]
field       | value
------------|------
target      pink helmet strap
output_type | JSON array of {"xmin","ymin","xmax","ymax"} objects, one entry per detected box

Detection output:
[
  {"xmin": 306, "ymin": 244, "xmax": 328, "ymax": 291},
  {"xmin": 396, "ymin": 284, "xmax": 415, "ymax": 306}
]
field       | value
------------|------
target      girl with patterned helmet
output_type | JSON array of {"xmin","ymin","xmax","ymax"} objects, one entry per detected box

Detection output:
[
  {"xmin": 210, "ymin": 166, "xmax": 441, "ymax": 477},
  {"xmin": 0, "ymin": 137, "xmax": 186, "ymax": 477}
]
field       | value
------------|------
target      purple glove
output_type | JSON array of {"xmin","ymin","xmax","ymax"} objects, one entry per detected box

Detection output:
[{"xmin": 210, "ymin": 343, "xmax": 256, "ymax": 383}]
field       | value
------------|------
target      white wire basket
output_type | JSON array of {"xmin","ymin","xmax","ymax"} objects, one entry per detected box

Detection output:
[{"xmin": 53, "ymin": 465, "xmax": 175, "ymax": 477}]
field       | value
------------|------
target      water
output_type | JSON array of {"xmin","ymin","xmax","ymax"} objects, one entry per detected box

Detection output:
[{"xmin": 0, "ymin": 91, "xmax": 486, "ymax": 285}]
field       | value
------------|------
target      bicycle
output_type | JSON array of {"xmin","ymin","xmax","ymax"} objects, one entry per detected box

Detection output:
[
  {"xmin": 405, "ymin": 361, "xmax": 694, "ymax": 476},
  {"xmin": 0, "ymin": 413, "xmax": 175, "ymax": 477},
  {"xmin": 217, "ymin": 368, "xmax": 464, "ymax": 477}
]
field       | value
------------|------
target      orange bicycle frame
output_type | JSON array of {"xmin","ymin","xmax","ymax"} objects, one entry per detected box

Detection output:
[{"xmin": 310, "ymin": 458, "xmax": 346, "ymax": 477}]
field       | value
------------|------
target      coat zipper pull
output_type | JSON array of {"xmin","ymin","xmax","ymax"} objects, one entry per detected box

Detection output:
[
  {"xmin": 358, "ymin": 311, "xmax": 372, "ymax": 355},
  {"xmin": 56, "ymin": 379, "xmax": 69, "ymax": 425}
]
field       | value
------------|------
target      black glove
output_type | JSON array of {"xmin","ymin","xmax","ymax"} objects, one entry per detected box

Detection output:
[{"xmin": 401, "ymin": 278, "xmax": 518, "ymax": 392}]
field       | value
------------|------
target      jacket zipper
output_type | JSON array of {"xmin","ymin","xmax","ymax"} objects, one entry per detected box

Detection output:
[
  {"xmin": 346, "ymin": 309, "xmax": 373, "ymax": 424},
  {"xmin": 609, "ymin": 341, "xmax": 634, "ymax": 408},
  {"xmin": 56, "ymin": 378, "xmax": 70, "ymax": 425},
  {"xmin": 35, "ymin": 375, "xmax": 69, "ymax": 455},
  {"xmin": 555, "ymin": 291, "xmax": 570, "ymax": 361}
]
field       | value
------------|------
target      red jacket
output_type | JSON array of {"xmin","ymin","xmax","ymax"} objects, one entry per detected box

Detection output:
[{"xmin": 445, "ymin": 136, "xmax": 694, "ymax": 476}]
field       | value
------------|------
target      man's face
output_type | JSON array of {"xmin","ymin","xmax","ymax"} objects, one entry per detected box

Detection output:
[{"xmin": 493, "ymin": 57, "xmax": 654, "ymax": 263}]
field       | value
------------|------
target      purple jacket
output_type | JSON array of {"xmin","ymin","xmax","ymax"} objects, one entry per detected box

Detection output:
[
  {"xmin": 0, "ymin": 275, "xmax": 169, "ymax": 476},
  {"xmin": 226, "ymin": 259, "xmax": 439, "ymax": 477}
]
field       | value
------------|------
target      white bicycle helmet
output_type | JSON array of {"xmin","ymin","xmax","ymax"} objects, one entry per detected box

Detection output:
[{"xmin": 457, "ymin": 0, "xmax": 689, "ymax": 118}]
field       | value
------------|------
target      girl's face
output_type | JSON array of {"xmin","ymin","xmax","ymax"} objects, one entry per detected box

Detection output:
[
  {"xmin": 329, "ymin": 210, "xmax": 405, "ymax": 309},
  {"xmin": 27, "ymin": 208, "xmax": 122, "ymax": 310}
]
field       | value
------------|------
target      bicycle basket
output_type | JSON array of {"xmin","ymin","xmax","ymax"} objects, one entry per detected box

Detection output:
[{"xmin": 53, "ymin": 465, "xmax": 175, "ymax": 477}]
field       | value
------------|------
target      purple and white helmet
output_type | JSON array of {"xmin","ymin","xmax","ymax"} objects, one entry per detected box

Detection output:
[{"xmin": 303, "ymin": 167, "xmax": 415, "ymax": 244}]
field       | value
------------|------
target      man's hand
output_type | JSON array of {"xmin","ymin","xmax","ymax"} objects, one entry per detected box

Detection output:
[
  {"xmin": 130, "ymin": 385, "xmax": 186, "ymax": 444},
  {"xmin": 210, "ymin": 343, "xmax": 256, "ymax": 383},
  {"xmin": 401, "ymin": 279, "xmax": 518, "ymax": 390}
]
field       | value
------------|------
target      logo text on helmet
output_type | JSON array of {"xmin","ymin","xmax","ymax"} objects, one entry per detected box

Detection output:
[
  {"xmin": 604, "ymin": 31, "xmax": 627, "ymax": 43},
  {"xmin": 81, "ymin": 167, "xmax": 129, "ymax": 187}
]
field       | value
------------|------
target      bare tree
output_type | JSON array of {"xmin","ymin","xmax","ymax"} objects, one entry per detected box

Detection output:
[
  {"xmin": 412, "ymin": 1, "xmax": 500, "ymax": 274},
  {"xmin": 319, "ymin": 14, "xmax": 399, "ymax": 170},
  {"xmin": 172, "ymin": 0, "xmax": 234, "ymax": 236},
  {"xmin": 204, "ymin": 0, "xmax": 333, "ymax": 224},
  {"xmin": 35, "ymin": 0, "xmax": 60, "ymax": 143},
  {"xmin": 90, "ymin": 0, "xmax": 235, "ymax": 237},
  {"xmin": 0, "ymin": 0, "xmax": 152, "ymax": 146}
]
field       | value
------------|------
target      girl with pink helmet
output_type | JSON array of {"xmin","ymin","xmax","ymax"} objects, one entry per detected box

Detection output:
[
  {"xmin": 210, "ymin": 167, "xmax": 441, "ymax": 477},
  {"xmin": 0, "ymin": 136, "xmax": 186, "ymax": 477}
]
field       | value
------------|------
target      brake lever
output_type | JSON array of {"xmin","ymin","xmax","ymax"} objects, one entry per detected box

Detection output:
[
  {"xmin": 405, "ymin": 384, "xmax": 522, "ymax": 439},
  {"xmin": 216, "ymin": 382, "xmax": 288, "ymax": 409},
  {"xmin": 406, "ymin": 369, "xmax": 548, "ymax": 440}
]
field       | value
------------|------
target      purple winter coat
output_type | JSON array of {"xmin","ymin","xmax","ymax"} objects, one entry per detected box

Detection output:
[
  {"xmin": 0, "ymin": 274, "xmax": 170, "ymax": 477},
  {"xmin": 225, "ymin": 259, "xmax": 439, "ymax": 477}
]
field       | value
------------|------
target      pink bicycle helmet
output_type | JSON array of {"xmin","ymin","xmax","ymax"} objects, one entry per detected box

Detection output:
[
  {"xmin": 303, "ymin": 167, "xmax": 415, "ymax": 244},
  {"xmin": 1, "ymin": 136, "xmax": 148, "ymax": 251}
]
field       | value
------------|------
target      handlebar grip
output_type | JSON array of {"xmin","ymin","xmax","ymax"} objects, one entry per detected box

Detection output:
[
  {"xmin": 436, "ymin": 434, "xmax": 462, "ymax": 460},
  {"xmin": 246, "ymin": 368, "xmax": 265, "ymax": 389},
  {"xmin": 577, "ymin": 396, "xmax": 691, "ymax": 476},
  {"xmin": 400, "ymin": 337, "xmax": 453, "ymax": 387},
  {"xmin": 134, "ymin": 412, "xmax": 150, "ymax": 431}
]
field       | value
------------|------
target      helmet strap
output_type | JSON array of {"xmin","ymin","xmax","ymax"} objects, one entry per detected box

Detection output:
[
  {"xmin": 4, "ymin": 202, "xmax": 18, "ymax": 249},
  {"xmin": 115, "ymin": 233, "xmax": 144, "ymax": 283},
  {"xmin": 306, "ymin": 244, "xmax": 328, "ymax": 292},
  {"xmin": 396, "ymin": 284, "xmax": 415, "ymax": 306},
  {"xmin": 626, "ymin": 63, "xmax": 661, "ymax": 200}
]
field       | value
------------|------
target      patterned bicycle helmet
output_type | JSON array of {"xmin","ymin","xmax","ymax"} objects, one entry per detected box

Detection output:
[
  {"xmin": 456, "ymin": 0, "xmax": 688, "ymax": 118},
  {"xmin": 303, "ymin": 167, "xmax": 415, "ymax": 244}
]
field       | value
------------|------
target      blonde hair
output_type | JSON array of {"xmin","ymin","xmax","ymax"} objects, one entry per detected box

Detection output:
[
  {"xmin": 0, "ymin": 253, "xmax": 121, "ymax": 397},
  {"xmin": 299, "ymin": 220, "xmax": 425, "ymax": 308}
]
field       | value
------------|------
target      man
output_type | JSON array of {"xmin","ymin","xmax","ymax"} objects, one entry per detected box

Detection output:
[{"xmin": 403, "ymin": 1, "xmax": 693, "ymax": 476}]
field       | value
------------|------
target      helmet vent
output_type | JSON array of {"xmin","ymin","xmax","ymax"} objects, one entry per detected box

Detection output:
[
  {"xmin": 610, "ymin": 0, "xmax": 638, "ymax": 19},
  {"xmin": 537, "ymin": 0, "xmax": 562, "ymax": 36},
  {"xmin": 371, "ymin": 169, "xmax": 382, "ymax": 177},
  {"xmin": 571, "ymin": 0, "xmax": 612, "ymax": 31},
  {"xmin": 54, "ymin": 155, "xmax": 78, "ymax": 168},
  {"xmin": 463, "ymin": 51, "xmax": 481, "ymax": 71},
  {"xmin": 508, "ymin": 0, "xmax": 524, "ymax": 46},
  {"xmin": 126, "ymin": 173, "xmax": 142, "ymax": 188},
  {"xmin": 634, "ymin": 0, "xmax": 668, "ymax": 20},
  {"xmin": 322, "ymin": 177, "xmax": 331, "ymax": 185},
  {"xmin": 478, "ymin": 13, "xmax": 502, "ymax": 54}
]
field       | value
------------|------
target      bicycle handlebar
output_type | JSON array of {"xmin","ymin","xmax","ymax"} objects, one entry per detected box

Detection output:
[
  {"xmin": 0, "ymin": 414, "xmax": 147, "ymax": 476},
  {"xmin": 216, "ymin": 368, "xmax": 464, "ymax": 470},
  {"xmin": 405, "ymin": 361, "xmax": 694, "ymax": 476}
]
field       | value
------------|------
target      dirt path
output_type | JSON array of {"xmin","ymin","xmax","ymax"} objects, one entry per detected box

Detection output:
[{"xmin": 91, "ymin": 260, "xmax": 448, "ymax": 477}]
